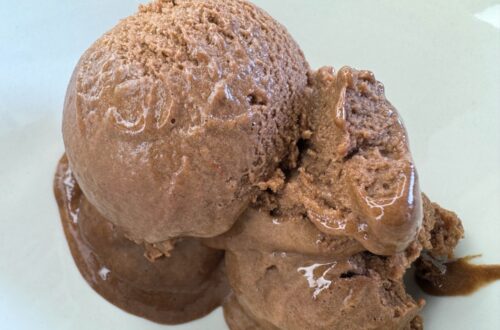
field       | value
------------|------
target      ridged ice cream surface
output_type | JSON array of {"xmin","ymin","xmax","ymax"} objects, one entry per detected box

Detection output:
[{"xmin": 63, "ymin": 0, "xmax": 309, "ymax": 243}]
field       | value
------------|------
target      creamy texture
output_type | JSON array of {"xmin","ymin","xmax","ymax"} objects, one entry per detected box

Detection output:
[
  {"xmin": 207, "ymin": 194, "xmax": 463, "ymax": 330},
  {"xmin": 56, "ymin": 1, "xmax": 470, "ymax": 329},
  {"xmin": 305, "ymin": 67, "xmax": 422, "ymax": 255},
  {"xmin": 209, "ymin": 211, "xmax": 423, "ymax": 329},
  {"xmin": 63, "ymin": 0, "xmax": 309, "ymax": 243},
  {"xmin": 204, "ymin": 68, "xmax": 463, "ymax": 330},
  {"xmin": 251, "ymin": 67, "xmax": 422, "ymax": 257},
  {"xmin": 54, "ymin": 156, "xmax": 229, "ymax": 324}
]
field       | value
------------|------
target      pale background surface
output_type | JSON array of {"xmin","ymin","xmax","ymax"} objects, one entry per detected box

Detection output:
[{"xmin": 0, "ymin": 1, "xmax": 499, "ymax": 329}]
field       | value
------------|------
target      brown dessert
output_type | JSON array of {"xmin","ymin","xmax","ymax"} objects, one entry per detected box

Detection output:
[
  {"xmin": 204, "ymin": 69, "xmax": 464, "ymax": 330},
  {"xmin": 62, "ymin": 0, "xmax": 309, "ymax": 244},
  {"xmin": 54, "ymin": 0, "xmax": 498, "ymax": 328},
  {"xmin": 54, "ymin": 155, "xmax": 229, "ymax": 324}
]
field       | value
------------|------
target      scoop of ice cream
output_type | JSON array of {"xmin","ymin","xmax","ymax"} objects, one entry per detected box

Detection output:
[
  {"xmin": 225, "ymin": 253, "xmax": 423, "ymax": 330},
  {"xmin": 212, "ymin": 207, "xmax": 425, "ymax": 330},
  {"xmin": 210, "ymin": 195, "xmax": 461, "ymax": 330},
  {"xmin": 274, "ymin": 67, "xmax": 422, "ymax": 256},
  {"xmin": 63, "ymin": 0, "xmax": 309, "ymax": 243},
  {"xmin": 54, "ymin": 156, "xmax": 229, "ymax": 324}
]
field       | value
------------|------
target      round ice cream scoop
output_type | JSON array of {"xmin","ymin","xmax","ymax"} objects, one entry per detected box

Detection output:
[
  {"xmin": 293, "ymin": 67, "xmax": 423, "ymax": 256},
  {"xmin": 213, "ymin": 209, "xmax": 423, "ymax": 330},
  {"xmin": 53, "ymin": 156, "xmax": 229, "ymax": 324},
  {"xmin": 63, "ymin": 0, "xmax": 309, "ymax": 243}
]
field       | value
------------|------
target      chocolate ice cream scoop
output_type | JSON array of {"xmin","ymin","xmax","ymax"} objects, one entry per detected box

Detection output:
[
  {"xmin": 224, "ymin": 252, "xmax": 423, "ymax": 330},
  {"xmin": 213, "ymin": 195, "xmax": 461, "ymax": 329},
  {"xmin": 276, "ymin": 67, "xmax": 422, "ymax": 256},
  {"xmin": 213, "ymin": 208, "xmax": 425, "ymax": 330},
  {"xmin": 54, "ymin": 156, "xmax": 229, "ymax": 324},
  {"xmin": 63, "ymin": 0, "xmax": 309, "ymax": 243}
]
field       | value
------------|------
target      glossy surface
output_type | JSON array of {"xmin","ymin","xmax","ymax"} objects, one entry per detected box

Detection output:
[
  {"xmin": 62, "ymin": 0, "xmax": 309, "ymax": 243},
  {"xmin": 0, "ymin": 1, "xmax": 499, "ymax": 329},
  {"xmin": 309, "ymin": 66, "xmax": 423, "ymax": 255},
  {"xmin": 54, "ymin": 156, "xmax": 228, "ymax": 324}
]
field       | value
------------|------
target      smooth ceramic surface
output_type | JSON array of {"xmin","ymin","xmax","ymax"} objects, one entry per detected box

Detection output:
[{"xmin": 0, "ymin": 1, "xmax": 499, "ymax": 329}]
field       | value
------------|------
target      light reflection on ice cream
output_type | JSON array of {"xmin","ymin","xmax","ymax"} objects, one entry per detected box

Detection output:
[{"xmin": 297, "ymin": 262, "xmax": 337, "ymax": 299}]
